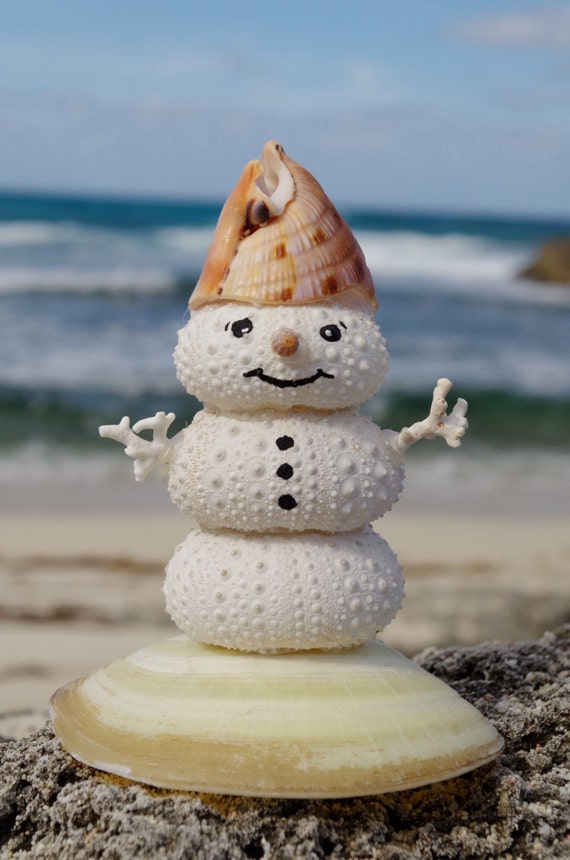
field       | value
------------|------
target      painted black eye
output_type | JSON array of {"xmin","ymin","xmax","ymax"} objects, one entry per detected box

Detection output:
[
  {"xmin": 230, "ymin": 318, "xmax": 253, "ymax": 338},
  {"xmin": 320, "ymin": 323, "xmax": 342, "ymax": 342}
]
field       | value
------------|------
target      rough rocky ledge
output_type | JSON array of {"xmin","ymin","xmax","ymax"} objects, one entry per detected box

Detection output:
[{"xmin": 1, "ymin": 626, "xmax": 568, "ymax": 860}]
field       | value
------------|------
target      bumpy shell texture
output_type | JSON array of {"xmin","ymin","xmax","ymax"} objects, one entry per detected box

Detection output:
[
  {"xmin": 164, "ymin": 526, "xmax": 403, "ymax": 652},
  {"xmin": 188, "ymin": 141, "xmax": 377, "ymax": 310},
  {"xmin": 174, "ymin": 302, "xmax": 389, "ymax": 413},
  {"xmin": 168, "ymin": 411, "xmax": 404, "ymax": 534}
]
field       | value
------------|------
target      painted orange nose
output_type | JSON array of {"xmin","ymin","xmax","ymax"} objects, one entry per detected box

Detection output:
[{"xmin": 272, "ymin": 328, "xmax": 299, "ymax": 357}]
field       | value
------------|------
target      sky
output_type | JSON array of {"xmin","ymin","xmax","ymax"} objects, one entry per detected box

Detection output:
[{"xmin": 1, "ymin": 0, "xmax": 569, "ymax": 216}]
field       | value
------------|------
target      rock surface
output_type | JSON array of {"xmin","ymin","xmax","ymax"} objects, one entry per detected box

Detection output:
[
  {"xmin": 520, "ymin": 236, "xmax": 570, "ymax": 284},
  {"xmin": 1, "ymin": 626, "xmax": 568, "ymax": 860}
]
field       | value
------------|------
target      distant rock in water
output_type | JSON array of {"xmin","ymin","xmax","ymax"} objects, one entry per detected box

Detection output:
[{"xmin": 520, "ymin": 236, "xmax": 570, "ymax": 284}]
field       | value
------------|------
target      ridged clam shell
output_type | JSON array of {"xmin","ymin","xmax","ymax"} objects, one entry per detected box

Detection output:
[
  {"xmin": 189, "ymin": 141, "xmax": 377, "ymax": 310},
  {"xmin": 50, "ymin": 636, "xmax": 503, "ymax": 798}
]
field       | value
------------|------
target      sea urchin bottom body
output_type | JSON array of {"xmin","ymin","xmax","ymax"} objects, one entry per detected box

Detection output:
[
  {"xmin": 50, "ymin": 636, "xmax": 503, "ymax": 797},
  {"xmin": 164, "ymin": 526, "xmax": 403, "ymax": 652}
]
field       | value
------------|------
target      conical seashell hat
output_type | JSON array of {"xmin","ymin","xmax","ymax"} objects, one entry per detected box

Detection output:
[{"xmin": 189, "ymin": 141, "xmax": 377, "ymax": 310}]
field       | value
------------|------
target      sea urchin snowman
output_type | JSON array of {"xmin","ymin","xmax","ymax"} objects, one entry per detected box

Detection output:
[
  {"xmin": 101, "ymin": 140, "xmax": 467, "ymax": 653},
  {"xmin": 51, "ymin": 142, "xmax": 502, "ymax": 797}
]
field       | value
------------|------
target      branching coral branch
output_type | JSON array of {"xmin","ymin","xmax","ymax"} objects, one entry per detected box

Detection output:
[
  {"xmin": 397, "ymin": 379, "xmax": 468, "ymax": 451},
  {"xmin": 99, "ymin": 411, "xmax": 177, "ymax": 481}
]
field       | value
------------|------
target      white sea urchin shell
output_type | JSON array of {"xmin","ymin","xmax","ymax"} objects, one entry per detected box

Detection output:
[
  {"xmin": 168, "ymin": 410, "xmax": 404, "ymax": 534},
  {"xmin": 174, "ymin": 301, "xmax": 389, "ymax": 413},
  {"xmin": 164, "ymin": 526, "xmax": 403, "ymax": 652}
]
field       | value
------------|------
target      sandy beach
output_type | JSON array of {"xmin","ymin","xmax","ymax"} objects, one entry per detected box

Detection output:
[{"xmin": 1, "ymin": 471, "xmax": 569, "ymax": 724}]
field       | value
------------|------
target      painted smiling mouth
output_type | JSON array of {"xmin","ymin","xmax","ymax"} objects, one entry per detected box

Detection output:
[{"xmin": 242, "ymin": 368, "xmax": 335, "ymax": 388}]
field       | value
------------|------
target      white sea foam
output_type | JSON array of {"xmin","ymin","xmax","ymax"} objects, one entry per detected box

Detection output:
[
  {"xmin": 389, "ymin": 344, "xmax": 570, "ymax": 398},
  {"xmin": 0, "ymin": 266, "xmax": 176, "ymax": 293},
  {"xmin": 358, "ymin": 231, "xmax": 570, "ymax": 307},
  {"xmin": 0, "ymin": 220, "xmax": 202, "ymax": 293},
  {"xmin": 0, "ymin": 221, "xmax": 74, "ymax": 246},
  {"xmin": 357, "ymin": 230, "xmax": 525, "ymax": 282},
  {"xmin": 154, "ymin": 226, "xmax": 215, "ymax": 256},
  {"xmin": 1, "ymin": 215, "xmax": 568, "ymax": 399},
  {"xmin": 0, "ymin": 313, "xmax": 180, "ymax": 393},
  {"xmin": 0, "ymin": 220, "xmax": 136, "ymax": 247},
  {"xmin": 1, "ymin": 220, "xmax": 569, "ymax": 309}
]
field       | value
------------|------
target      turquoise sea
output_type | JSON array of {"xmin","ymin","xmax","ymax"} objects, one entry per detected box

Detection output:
[{"xmin": 1, "ymin": 192, "xmax": 569, "ymax": 513}]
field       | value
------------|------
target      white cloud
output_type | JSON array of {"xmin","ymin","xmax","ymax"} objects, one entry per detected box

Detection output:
[{"xmin": 454, "ymin": 7, "xmax": 570, "ymax": 48}]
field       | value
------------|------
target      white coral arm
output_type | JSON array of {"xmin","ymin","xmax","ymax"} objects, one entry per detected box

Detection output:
[
  {"xmin": 99, "ymin": 411, "xmax": 177, "ymax": 481},
  {"xmin": 397, "ymin": 379, "xmax": 468, "ymax": 451}
]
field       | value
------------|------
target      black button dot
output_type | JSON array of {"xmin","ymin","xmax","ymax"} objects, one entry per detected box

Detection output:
[
  {"xmin": 276, "ymin": 435, "xmax": 294, "ymax": 451},
  {"xmin": 276, "ymin": 463, "xmax": 294, "ymax": 480},
  {"xmin": 278, "ymin": 494, "xmax": 297, "ymax": 510}
]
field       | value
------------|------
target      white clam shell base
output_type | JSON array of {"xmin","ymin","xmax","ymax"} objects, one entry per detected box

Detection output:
[
  {"xmin": 49, "ymin": 636, "xmax": 504, "ymax": 797},
  {"xmin": 164, "ymin": 526, "xmax": 403, "ymax": 652}
]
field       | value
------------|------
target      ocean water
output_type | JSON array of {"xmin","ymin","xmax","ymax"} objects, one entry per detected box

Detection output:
[{"xmin": 1, "ymin": 191, "xmax": 569, "ymax": 514}]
